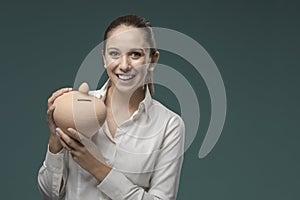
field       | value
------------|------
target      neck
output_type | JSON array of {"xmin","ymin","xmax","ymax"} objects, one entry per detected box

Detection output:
[{"xmin": 105, "ymin": 85, "xmax": 145, "ymax": 122}]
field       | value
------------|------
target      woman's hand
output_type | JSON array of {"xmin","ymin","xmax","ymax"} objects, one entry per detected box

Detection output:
[
  {"xmin": 56, "ymin": 128, "xmax": 111, "ymax": 181},
  {"xmin": 47, "ymin": 87, "xmax": 72, "ymax": 153}
]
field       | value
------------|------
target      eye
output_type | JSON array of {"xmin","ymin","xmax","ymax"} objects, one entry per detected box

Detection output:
[
  {"xmin": 130, "ymin": 51, "xmax": 142, "ymax": 59},
  {"xmin": 108, "ymin": 51, "xmax": 120, "ymax": 59}
]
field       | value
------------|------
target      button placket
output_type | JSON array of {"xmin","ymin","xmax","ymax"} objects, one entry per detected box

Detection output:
[
  {"xmin": 107, "ymin": 146, "xmax": 116, "ymax": 167},
  {"xmin": 114, "ymin": 124, "xmax": 127, "ymax": 143}
]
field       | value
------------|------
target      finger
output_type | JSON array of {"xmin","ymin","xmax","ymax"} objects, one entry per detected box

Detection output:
[
  {"xmin": 49, "ymin": 87, "xmax": 72, "ymax": 105},
  {"xmin": 56, "ymin": 132, "xmax": 73, "ymax": 151},
  {"xmin": 52, "ymin": 87, "xmax": 73, "ymax": 97},
  {"xmin": 56, "ymin": 128, "xmax": 82, "ymax": 150},
  {"xmin": 56, "ymin": 128, "xmax": 77, "ymax": 150},
  {"xmin": 66, "ymin": 128, "xmax": 83, "ymax": 143},
  {"xmin": 46, "ymin": 104, "xmax": 56, "ymax": 120},
  {"xmin": 47, "ymin": 105, "xmax": 57, "ymax": 131},
  {"xmin": 48, "ymin": 87, "xmax": 72, "ymax": 107}
]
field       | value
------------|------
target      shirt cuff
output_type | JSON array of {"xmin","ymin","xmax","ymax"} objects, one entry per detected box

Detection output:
[
  {"xmin": 97, "ymin": 168, "xmax": 134, "ymax": 199},
  {"xmin": 44, "ymin": 145, "xmax": 65, "ymax": 173}
]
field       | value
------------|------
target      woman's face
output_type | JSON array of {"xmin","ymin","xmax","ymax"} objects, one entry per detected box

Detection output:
[{"xmin": 103, "ymin": 25, "xmax": 154, "ymax": 93}]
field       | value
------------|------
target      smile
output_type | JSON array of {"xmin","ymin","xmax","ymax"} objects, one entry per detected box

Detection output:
[{"xmin": 116, "ymin": 74, "xmax": 135, "ymax": 81}]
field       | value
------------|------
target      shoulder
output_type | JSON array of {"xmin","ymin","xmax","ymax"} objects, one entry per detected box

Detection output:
[
  {"xmin": 150, "ymin": 99, "xmax": 185, "ymax": 131},
  {"xmin": 150, "ymin": 100, "xmax": 185, "ymax": 157}
]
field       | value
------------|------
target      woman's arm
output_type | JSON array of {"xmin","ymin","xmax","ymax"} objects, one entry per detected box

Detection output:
[
  {"xmin": 38, "ymin": 87, "xmax": 72, "ymax": 199},
  {"xmin": 37, "ymin": 146, "xmax": 68, "ymax": 200},
  {"xmin": 56, "ymin": 115, "xmax": 185, "ymax": 200},
  {"xmin": 98, "ymin": 155, "xmax": 183, "ymax": 200},
  {"xmin": 97, "ymin": 116, "xmax": 185, "ymax": 200}
]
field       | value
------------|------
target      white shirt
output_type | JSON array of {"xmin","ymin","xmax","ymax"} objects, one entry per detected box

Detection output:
[{"xmin": 38, "ymin": 80, "xmax": 185, "ymax": 200}]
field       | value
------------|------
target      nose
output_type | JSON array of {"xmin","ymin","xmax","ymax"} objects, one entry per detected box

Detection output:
[{"xmin": 119, "ymin": 54, "xmax": 131, "ymax": 72}]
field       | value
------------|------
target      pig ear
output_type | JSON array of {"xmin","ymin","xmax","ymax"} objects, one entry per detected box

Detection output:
[{"xmin": 79, "ymin": 82, "xmax": 89, "ymax": 94}]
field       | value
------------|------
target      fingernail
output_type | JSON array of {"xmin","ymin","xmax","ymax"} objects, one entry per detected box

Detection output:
[
  {"xmin": 55, "ymin": 127, "xmax": 59, "ymax": 132},
  {"xmin": 67, "ymin": 128, "xmax": 72, "ymax": 132}
]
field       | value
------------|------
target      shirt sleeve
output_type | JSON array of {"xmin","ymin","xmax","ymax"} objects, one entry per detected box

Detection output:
[
  {"xmin": 97, "ymin": 116, "xmax": 185, "ymax": 200},
  {"xmin": 37, "ymin": 145, "xmax": 69, "ymax": 200}
]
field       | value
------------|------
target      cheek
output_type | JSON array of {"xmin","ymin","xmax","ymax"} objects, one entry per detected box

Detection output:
[
  {"xmin": 105, "ymin": 58, "xmax": 117, "ymax": 66},
  {"xmin": 139, "ymin": 66, "xmax": 149, "ymax": 78},
  {"xmin": 103, "ymin": 53, "xmax": 119, "ymax": 66}
]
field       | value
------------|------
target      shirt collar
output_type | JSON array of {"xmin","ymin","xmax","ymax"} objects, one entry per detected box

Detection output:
[{"xmin": 89, "ymin": 79, "xmax": 152, "ymax": 117}]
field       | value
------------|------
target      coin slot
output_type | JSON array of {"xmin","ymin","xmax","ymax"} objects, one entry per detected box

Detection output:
[{"xmin": 77, "ymin": 99, "xmax": 92, "ymax": 102}]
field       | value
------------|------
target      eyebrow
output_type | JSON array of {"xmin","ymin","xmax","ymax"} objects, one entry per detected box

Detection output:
[
  {"xmin": 129, "ymin": 48, "xmax": 144, "ymax": 51},
  {"xmin": 107, "ymin": 47, "xmax": 120, "ymax": 51},
  {"xmin": 107, "ymin": 47, "xmax": 145, "ymax": 51}
]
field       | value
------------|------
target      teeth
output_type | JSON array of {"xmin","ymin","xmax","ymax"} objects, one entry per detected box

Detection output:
[{"xmin": 118, "ymin": 74, "xmax": 133, "ymax": 80}]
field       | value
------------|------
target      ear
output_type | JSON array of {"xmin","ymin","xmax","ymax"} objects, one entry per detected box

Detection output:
[{"xmin": 149, "ymin": 51, "xmax": 160, "ymax": 71}]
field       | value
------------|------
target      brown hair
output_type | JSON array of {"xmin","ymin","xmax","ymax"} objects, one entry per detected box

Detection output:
[{"xmin": 103, "ymin": 14, "xmax": 157, "ymax": 97}]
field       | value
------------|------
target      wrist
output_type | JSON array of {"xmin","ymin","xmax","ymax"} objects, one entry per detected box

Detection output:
[
  {"xmin": 91, "ymin": 161, "xmax": 112, "ymax": 181},
  {"xmin": 49, "ymin": 135, "xmax": 63, "ymax": 154}
]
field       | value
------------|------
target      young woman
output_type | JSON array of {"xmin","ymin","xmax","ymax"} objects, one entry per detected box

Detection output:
[{"xmin": 38, "ymin": 14, "xmax": 185, "ymax": 200}]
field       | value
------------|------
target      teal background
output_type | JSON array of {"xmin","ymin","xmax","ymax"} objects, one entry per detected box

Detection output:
[{"xmin": 1, "ymin": 0, "xmax": 299, "ymax": 199}]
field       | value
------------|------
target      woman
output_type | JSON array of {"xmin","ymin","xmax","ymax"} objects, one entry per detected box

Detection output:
[{"xmin": 38, "ymin": 14, "xmax": 185, "ymax": 200}]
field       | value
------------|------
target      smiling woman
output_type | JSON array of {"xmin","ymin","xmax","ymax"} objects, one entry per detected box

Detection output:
[
  {"xmin": 38, "ymin": 14, "xmax": 185, "ymax": 200},
  {"xmin": 104, "ymin": 26, "xmax": 153, "ymax": 94}
]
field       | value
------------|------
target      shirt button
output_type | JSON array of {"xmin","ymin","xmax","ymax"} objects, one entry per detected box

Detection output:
[
  {"xmin": 104, "ymin": 158, "xmax": 111, "ymax": 165},
  {"xmin": 139, "ymin": 103, "xmax": 145, "ymax": 110},
  {"xmin": 107, "ymin": 161, "xmax": 112, "ymax": 166},
  {"xmin": 132, "ymin": 115, "xmax": 137, "ymax": 121}
]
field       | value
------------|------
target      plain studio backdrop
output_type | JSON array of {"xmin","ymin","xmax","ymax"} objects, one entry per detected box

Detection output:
[{"xmin": 0, "ymin": 0, "xmax": 299, "ymax": 199}]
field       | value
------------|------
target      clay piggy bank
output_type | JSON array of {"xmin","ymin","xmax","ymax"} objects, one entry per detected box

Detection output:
[{"xmin": 53, "ymin": 82, "xmax": 106, "ymax": 138}]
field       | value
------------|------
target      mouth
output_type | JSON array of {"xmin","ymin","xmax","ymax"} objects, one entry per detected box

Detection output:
[{"xmin": 116, "ymin": 74, "xmax": 135, "ymax": 81}]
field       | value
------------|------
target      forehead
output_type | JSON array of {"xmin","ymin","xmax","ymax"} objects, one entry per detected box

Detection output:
[{"xmin": 106, "ymin": 26, "xmax": 148, "ymax": 50}]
